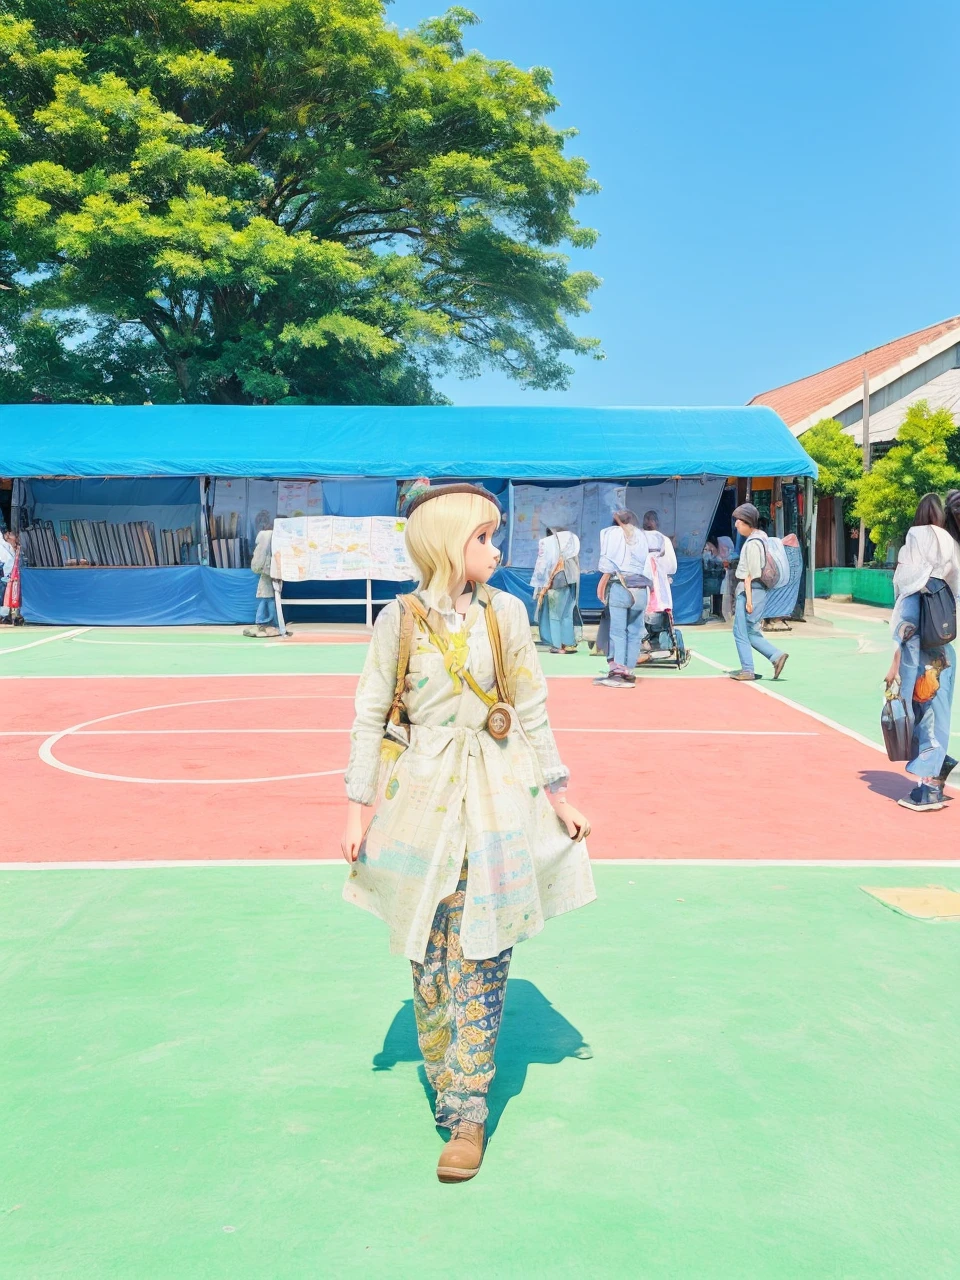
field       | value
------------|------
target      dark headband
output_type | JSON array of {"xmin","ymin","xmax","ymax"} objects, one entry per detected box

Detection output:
[{"xmin": 405, "ymin": 483, "xmax": 503, "ymax": 518}]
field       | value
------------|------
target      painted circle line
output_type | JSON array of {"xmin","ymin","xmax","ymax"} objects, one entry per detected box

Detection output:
[{"xmin": 38, "ymin": 694, "xmax": 349, "ymax": 786}]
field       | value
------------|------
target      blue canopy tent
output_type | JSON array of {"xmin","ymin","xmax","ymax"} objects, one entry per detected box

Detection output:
[{"xmin": 1, "ymin": 404, "xmax": 815, "ymax": 626}]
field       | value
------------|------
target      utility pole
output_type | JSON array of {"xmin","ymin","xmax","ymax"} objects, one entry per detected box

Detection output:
[{"xmin": 856, "ymin": 367, "xmax": 870, "ymax": 569}]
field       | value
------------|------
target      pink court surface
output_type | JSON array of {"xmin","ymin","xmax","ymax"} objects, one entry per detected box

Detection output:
[{"xmin": 4, "ymin": 659, "xmax": 958, "ymax": 864}]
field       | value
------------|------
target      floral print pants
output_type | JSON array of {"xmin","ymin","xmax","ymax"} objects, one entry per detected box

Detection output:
[{"xmin": 411, "ymin": 865, "xmax": 512, "ymax": 1128}]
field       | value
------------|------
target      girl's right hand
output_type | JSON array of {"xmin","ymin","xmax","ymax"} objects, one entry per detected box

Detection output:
[
  {"xmin": 885, "ymin": 647, "xmax": 902, "ymax": 687},
  {"xmin": 340, "ymin": 804, "xmax": 366, "ymax": 863}
]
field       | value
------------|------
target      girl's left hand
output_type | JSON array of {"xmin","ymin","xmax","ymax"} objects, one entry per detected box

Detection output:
[{"xmin": 547, "ymin": 792, "xmax": 591, "ymax": 842}]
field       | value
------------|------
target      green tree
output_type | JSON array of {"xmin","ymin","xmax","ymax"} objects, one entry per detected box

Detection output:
[
  {"xmin": 853, "ymin": 401, "xmax": 960, "ymax": 556},
  {"xmin": 799, "ymin": 417, "xmax": 862, "ymax": 512},
  {"xmin": 0, "ymin": 2, "xmax": 601, "ymax": 404}
]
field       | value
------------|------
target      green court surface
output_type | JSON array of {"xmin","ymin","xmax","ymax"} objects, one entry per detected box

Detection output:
[
  {"xmin": 7, "ymin": 602, "xmax": 954, "ymax": 1278},
  {"xmin": 3, "ymin": 864, "xmax": 958, "ymax": 1279}
]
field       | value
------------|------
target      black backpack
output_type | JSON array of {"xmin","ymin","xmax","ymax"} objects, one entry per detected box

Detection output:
[{"xmin": 919, "ymin": 578, "xmax": 957, "ymax": 649}]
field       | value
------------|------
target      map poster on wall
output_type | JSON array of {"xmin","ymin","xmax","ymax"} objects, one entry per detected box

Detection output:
[
  {"xmin": 270, "ymin": 515, "xmax": 415, "ymax": 582},
  {"xmin": 625, "ymin": 478, "xmax": 724, "ymax": 557},
  {"xmin": 510, "ymin": 482, "xmax": 625, "ymax": 572},
  {"xmin": 277, "ymin": 480, "xmax": 323, "ymax": 517}
]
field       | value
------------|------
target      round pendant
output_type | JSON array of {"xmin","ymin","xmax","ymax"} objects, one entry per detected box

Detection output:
[{"xmin": 486, "ymin": 702, "xmax": 512, "ymax": 741}]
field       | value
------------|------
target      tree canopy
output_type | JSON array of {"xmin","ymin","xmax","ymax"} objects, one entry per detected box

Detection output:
[
  {"xmin": 799, "ymin": 417, "xmax": 862, "ymax": 507},
  {"xmin": 854, "ymin": 401, "xmax": 960, "ymax": 556},
  {"xmin": 0, "ymin": 1, "xmax": 601, "ymax": 404}
]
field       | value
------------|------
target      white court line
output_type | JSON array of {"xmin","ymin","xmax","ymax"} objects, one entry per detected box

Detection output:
[
  {"xmin": 38, "ymin": 694, "xmax": 353, "ymax": 785},
  {"xmin": 0, "ymin": 725, "xmax": 816, "ymax": 738},
  {"xmin": 0, "ymin": 671, "xmax": 361, "ymax": 681},
  {"xmin": 816, "ymin": 606, "xmax": 891, "ymax": 627},
  {"xmin": 0, "ymin": 669, "xmax": 723, "ymax": 682},
  {"xmin": 689, "ymin": 648, "xmax": 887, "ymax": 755},
  {"xmin": 70, "ymin": 634, "xmax": 368, "ymax": 647},
  {"xmin": 2, "ymin": 858, "xmax": 959, "ymax": 871},
  {"xmin": 11, "ymin": 728, "xmax": 351, "ymax": 736},
  {"xmin": 554, "ymin": 727, "xmax": 815, "ymax": 736},
  {"xmin": 0, "ymin": 627, "xmax": 90, "ymax": 655}
]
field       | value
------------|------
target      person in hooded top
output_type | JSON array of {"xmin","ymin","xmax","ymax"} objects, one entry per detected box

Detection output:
[{"xmin": 243, "ymin": 528, "xmax": 292, "ymax": 639}]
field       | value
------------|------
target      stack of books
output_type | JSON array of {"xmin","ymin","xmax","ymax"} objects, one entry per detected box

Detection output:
[
  {"xmin": 20, "ymin": 519, "xmax": 198, "ymax": 567},
  {"xmin": 208, "ymin": 511, "xmax": 248, "ymax": 568}
]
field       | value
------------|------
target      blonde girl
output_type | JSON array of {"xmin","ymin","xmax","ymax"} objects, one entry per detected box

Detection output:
[{"xmin": 340, "ymin": 483, "xmax": 595, "ymax": 1183}]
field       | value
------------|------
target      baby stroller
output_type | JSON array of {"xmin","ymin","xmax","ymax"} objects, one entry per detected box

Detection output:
[
  {"xmin": 591, "ymin": 604, "xmax": 689, "ymax": 673},
  {"xmin": 637, "ymin": 609, "xmax": 690, "ymax": 671}
]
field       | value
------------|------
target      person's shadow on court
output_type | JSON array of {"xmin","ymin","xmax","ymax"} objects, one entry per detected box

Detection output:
[
  {"xmin": 859, "ymin": 768, "xmax": 913, "ymax": 801},
  {"xmin": 372, "ymin": 978, "xmax": 591, "ymax": 1139}
]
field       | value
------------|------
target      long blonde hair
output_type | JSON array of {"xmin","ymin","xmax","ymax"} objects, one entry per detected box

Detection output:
[{"xmin": 405, "ymin": 491, "xmax": 501, "ymax": 597}]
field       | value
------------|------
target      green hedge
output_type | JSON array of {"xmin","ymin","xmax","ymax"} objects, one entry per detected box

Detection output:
[{"xmin": 815, "ymin": 567, "xmax": 894, "ymax": 607}]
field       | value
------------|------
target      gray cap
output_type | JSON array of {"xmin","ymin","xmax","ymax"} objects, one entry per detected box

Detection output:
[{"xmin": 732, "ymin": 502, "xmax": 760, "ymax": 528}]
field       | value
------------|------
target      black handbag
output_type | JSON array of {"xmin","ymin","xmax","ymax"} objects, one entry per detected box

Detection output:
[
  {"xmin": 919, "ymin": 578, "xmax": 957, "ymax": 649},
  {"xmin": 881, "ymin": 679, "xmax": 913, "ymax": 762}
]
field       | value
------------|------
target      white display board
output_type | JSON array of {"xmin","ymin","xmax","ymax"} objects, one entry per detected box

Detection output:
[
  {"xmin": 625, "ymin": 479, "xmax": 724, "ymax": 557},
  {"xmin": 270, "ymin": 515, "xmax": 414, "ymax": 582},
  {"xmin": 277, "ymin": 480, "xmax": 323, "ymax": 517},
  {"xmin": 510, "ymin": 482, "xmax": 625, "ymax": 572}
]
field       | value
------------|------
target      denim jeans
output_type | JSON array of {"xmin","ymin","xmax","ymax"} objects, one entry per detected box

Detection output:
[
  {"xmin": 733, "ymin": 586, "xmax": 783, "ymax": 673},
  {"xmin": 256, "ymin": 595, "xmax": 277, "ymax": 627},
  {"xmin": 542, "ymin": 585, "xmax": 576, "ymax": 648},
  {"xmin": 894, "ymin": 585, "xmax": 956, "ymax": 779},
  {"xmin": 608, "ymin": 582, "xmax": 648, "ymax": 672}
]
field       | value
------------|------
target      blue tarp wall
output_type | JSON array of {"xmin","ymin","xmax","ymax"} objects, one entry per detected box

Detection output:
[{"xmin": 21, "ymin": 561, "xmax": 706, "ymax": 627}]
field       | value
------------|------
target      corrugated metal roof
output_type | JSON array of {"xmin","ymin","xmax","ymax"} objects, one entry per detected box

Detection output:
[
  {"xmin": 750, "ymin": 317, "xmax": 960, "ymax": 428},
  {"xmin": 844, "ymin": 367, "xmax": 960, "ymax": 446}
]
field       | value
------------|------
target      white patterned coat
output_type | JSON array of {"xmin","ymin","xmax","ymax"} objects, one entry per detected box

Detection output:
[{"xmin": 343, "ymin": 587, "xmax": 596, "ymax": 961}]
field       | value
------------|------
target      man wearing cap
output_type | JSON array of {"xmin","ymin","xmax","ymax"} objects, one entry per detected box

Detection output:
[{"xmin": 729, "ymin": 503, "xmax": 788, "ymax": 682}]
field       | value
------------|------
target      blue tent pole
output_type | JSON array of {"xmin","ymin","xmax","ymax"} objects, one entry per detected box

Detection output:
[
  {"xmin": 198, "ymin": 477, "xmax": 211, "ymax": 566},
  {"xmin": 506, "ymin": 480, "xmax": 515, "ymax": 566}
]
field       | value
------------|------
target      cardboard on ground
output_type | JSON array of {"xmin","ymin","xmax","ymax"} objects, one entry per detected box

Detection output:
[{"xmin": 861, "ymin": 885, "xmax": 960, "ymax": 922}]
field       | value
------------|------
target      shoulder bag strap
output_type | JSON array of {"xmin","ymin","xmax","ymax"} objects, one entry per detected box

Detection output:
[
  {"xmin": 402, "ymin": 591, "xmax": 500, "ymax": 709},
  {"xmin": 479, "ymin": 585, "xmax": 512, "ymax": 706},
  {"xmin": 388, "ymin": 596, "xmax": 416, "ymax": 726}
]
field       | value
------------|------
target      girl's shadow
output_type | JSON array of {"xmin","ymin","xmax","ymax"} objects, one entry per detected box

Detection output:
[{"xmin": 372, "ymin": 978, "xmax": 591, "ymax": 1138}]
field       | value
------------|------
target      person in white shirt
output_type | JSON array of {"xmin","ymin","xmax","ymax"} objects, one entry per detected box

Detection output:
[
  {"xmin": 597, "ymin": 510, "xmax": 651, "ymax": 688},
  {"xmin": 885, "ymin": 492, "xmax": 960, "ymax": 811},
  {"xmin": 532, "ymin": 526, "xmax": 582, "ymax": 652},
  {"xmin": 0, "ymin": 531, "xmax": 16, "ymax": 622},
  {"xmin": 638, "ymin": 510, "xmax": 678, "ymax": 657},
  {"xmin": 729, "ymin": 503, "xmax": 788, "ymax": 682}
]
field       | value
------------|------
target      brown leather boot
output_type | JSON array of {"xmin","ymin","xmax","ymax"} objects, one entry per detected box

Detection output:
[{"xmin": 436, "ymin": 1120, "xmax": 485, "ymax": 1183}]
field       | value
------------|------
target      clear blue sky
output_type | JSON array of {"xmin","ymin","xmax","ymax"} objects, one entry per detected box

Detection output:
[{"xmin": 386, "ymin": 0, "xmax": 960, "ymax": 408}]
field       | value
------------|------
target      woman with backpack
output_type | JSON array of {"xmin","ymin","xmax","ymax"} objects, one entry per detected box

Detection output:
[
  {"xmin": 532, "ymin": 525, "xmax": 582, "ymax": 653},
  {"xmin": 885, "ymin": 493, "xmax": 960, "ymax": 811},
  {"xmin": 728, "ymin": 503, "xmax": 789, "ymax": 682}
]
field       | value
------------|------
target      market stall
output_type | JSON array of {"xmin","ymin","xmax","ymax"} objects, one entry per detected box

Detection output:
[{"xmin": 0, "ymin": 404, "xmax": 817, "ymax": 626}]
